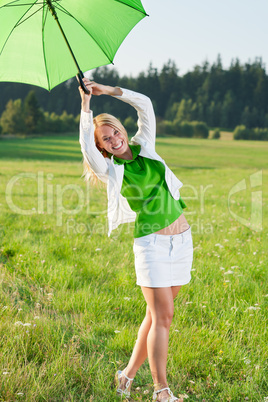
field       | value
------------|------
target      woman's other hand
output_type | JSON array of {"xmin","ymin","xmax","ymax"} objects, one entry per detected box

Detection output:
[
  {"xmin": 79, "ymin": 79, "xmax": 123, "ymax": 112},
  {"xmin": 79, "ymin": 79, "xmax": 107, "ymax": 97},
  {"xmin": 89, "ymin": 81, "xmax": 109, "ymax": 96},
  {"xmin": 88, "ymin": 81, "xmax": 122, "ymax": 96}
]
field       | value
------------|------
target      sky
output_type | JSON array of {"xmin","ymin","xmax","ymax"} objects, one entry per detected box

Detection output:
[{"xmin": 101, "ymin": 0, "xmax": 268, "ymax": 77}]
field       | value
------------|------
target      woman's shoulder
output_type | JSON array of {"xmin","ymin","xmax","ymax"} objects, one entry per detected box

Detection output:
[{"xmin": 104, "ymin": 157, "xmax": 112, "ymax": 164}]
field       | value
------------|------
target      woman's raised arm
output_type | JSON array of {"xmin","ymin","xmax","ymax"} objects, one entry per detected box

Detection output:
[
  {"xmin": 78, "ymin": 79, "xmax": 110, "ymax": 183},
  {"xmin": 80, "ymin": 79, "xmax": 123, "ymax": 99},
  {"xmin": 112, "ymin": 88, "xmax": 156, "ymax": 149}
]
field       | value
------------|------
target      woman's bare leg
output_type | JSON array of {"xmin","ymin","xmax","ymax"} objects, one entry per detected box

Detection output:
[
  {"xmin": 141, "ymin": 287, "xmax": 173, "ymax": 387},
  {"xmin": 124, "ymin": 306, "xmax": 152, "ymax": 377},
  {"xmin": 117, "ymin": 306, "xmax": 152, "ymax": 392},
  {"xmin": 121, "ymin": 286, "xmax": 181, "ymax": 397}
]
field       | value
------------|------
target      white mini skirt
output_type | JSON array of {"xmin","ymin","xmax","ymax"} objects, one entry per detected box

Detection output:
[{"xmin": 133, "ymin": 226, "xmax": 193, "ymax": 288}]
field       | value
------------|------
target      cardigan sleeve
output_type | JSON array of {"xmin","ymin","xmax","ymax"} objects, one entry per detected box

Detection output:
[
  {"xmin": 113, "ymin": 88, "xmax": 156, "ymax": 149},
  {"xmin": 79, "ymin": 110, "xmax": 109, "ymax": 182}
]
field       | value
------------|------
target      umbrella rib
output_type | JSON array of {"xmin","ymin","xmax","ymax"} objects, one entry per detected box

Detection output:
[
  {"xmin": 2, "ymin": 2, "xmax": 44, "ymax": 6},
  {"xmin": 114, "ymin": 0, "xmax": 148, "ymax": 16},
  {"xmin": 16, "ymin": 4, "xmax": 46, "ymax": 27},
  {"xmin": 42, "ymin": 5, "xmax": 51, "ymax": 91},
  {"xmin": 0, "ymin": 0, "xmax": 39, "ymax": 57},
  {"xmin": 54, "ymin": 2, "xmax": 114, "ymax": 64},
  {"xmin": 0, "ymin": 0, "xmax": 20, "ymax": 6}
]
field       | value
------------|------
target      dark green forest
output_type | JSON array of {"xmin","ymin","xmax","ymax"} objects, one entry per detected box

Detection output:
[{"xmin": 1, "ymin": 56, "xmax": 268, "ymax": 137}]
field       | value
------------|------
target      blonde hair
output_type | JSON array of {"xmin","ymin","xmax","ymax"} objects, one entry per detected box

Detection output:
[{"xmin": 82, "ymin": 113, "xmax": 128, "ymax": 185}]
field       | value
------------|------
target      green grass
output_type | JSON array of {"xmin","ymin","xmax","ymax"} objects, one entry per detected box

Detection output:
[{"xmin": 0, "ymin": 135, "xmax": 267, "ymax": 401}]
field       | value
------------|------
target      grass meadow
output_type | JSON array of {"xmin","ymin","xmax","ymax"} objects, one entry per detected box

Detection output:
[{"xmin": 0, "ymin": 134, "xmax": 267, "ymax": 401}]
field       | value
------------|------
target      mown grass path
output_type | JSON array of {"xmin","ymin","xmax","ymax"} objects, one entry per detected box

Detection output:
[{"xmin": 0, "ymin": 135, "xmax": 267, "ymax": 401}]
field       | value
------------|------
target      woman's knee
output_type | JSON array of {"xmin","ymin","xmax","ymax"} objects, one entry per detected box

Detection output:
[
  {"xmin": 142, "ymin": 286, "xmax": 175, "ymax": 328},
  {"xmin": 146, "ymin": 306, "xmax": 152, "ymax": 320},
  {"xmin": 153, "ymin": 306, "xmax": 174, "ymax": 328}
]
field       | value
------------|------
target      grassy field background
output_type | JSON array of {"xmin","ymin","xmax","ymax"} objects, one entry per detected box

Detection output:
[{"xmin": 0, "ymin": 134, "xmax": 267, "ymax": 401}]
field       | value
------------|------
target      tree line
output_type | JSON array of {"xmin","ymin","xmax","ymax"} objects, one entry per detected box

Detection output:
[{"xmin": 1, "ymin": 56, "xmax": 268, "ymax": 139}]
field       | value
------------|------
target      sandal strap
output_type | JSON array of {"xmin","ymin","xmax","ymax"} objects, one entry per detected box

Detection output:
[
  {"xmin": 154, "ymin": 387, "xmax": 171, "ymax": 394},
  {"xmin": 120, "ymin": 369, "xmax": 134, "ymax": 382},
  {"xmin": 153, "ymin": 387, "xmax": 180, "ymax": 401},
  {"xmin": 118, "ymin": 370, "xmax": 134, "ymax": 392}
]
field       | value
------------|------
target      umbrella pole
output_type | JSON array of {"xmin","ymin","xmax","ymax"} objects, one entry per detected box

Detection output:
[{"xmin": 46, "ymin": 0, "xmax": 89, "ymax": 94}]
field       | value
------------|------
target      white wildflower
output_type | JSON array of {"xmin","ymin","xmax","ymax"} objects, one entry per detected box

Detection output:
[
  {"xmin": 123, "ymin": 297, "xmax": 131, "ymax": 301},
  {"xmin": 95, "ymin": 248, "xmax": 101, "ymax": 251},
  {"xmin": 34, "ymin": 316, "xmax": 40, "ymax": 320},
  {"xmin": 14, "ymin": 321, "xmax": 24, "ymax": 326},
  {"xmin": 114, "ymin": 330, "xmax": 121, "ymax": 333},
  {"xmin": 224, "ymin": 270, "xmax": 234, "ymax": 275},
  {"xmin": 23, "ymin": 323, "xmax": 31, "ymax": 326}
]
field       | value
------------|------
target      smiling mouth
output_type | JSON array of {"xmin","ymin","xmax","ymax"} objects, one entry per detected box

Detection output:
[{"xmin": 112, "ymin": 141, "xmax": 123, "ymax": 150}]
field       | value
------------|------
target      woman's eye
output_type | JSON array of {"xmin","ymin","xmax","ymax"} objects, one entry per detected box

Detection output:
[
  {"xmin": 114, "ymin": 130, "xmax": 118, "ymax": 135},
  {"xmin": 103, "ymin": 138, "xmax": 109, "ymax": 141}
]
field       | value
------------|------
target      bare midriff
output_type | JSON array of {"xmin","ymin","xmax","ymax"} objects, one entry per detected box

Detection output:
[{"xmin": 154, "ymin": 213, "xmax": 190, "ymax": 236}]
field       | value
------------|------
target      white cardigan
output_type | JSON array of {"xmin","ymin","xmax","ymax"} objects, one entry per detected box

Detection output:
[{"xmin": 79, "ymin": 88, "xmax": 183, "ymax": 236}]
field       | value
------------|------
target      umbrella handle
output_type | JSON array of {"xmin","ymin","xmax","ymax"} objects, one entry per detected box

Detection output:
[{"xmin": 76, "ymin": 72, "xmax": 90, "ymax": 95}]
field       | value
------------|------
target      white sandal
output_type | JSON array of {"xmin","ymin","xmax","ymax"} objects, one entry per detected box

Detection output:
[
  {"xmin": 152, "ymin": 387, "xmax": 181, "ymax": 401},
  {"xmin": 115, "ymin": 369, "xmax": 134, "ymax": 399}
]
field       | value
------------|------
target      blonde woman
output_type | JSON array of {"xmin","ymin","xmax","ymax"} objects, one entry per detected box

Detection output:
[{"xmin": 79, "ymin": 78, "xmax": 193, "ymax": 402}]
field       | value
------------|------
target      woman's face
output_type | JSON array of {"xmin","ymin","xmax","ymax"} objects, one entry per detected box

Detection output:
[{"xmin": 96, "ymin": 125, "xmax": 131, "ymax": 159}]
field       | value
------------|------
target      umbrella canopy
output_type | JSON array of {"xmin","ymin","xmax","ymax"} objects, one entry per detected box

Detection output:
[{"xmin": 0, "ymin": 0, "xmax": 147, "ymax": 90}]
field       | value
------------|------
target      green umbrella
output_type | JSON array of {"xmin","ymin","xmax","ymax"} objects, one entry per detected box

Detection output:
[{"xmin": 0, "ymin": 0, "xmax": 147, "ymax": 92}]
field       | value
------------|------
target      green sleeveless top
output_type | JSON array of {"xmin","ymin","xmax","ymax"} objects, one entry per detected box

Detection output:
[{"xmin": 113, "ymin": 144, "xmax": 186, "ymax": 238}]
